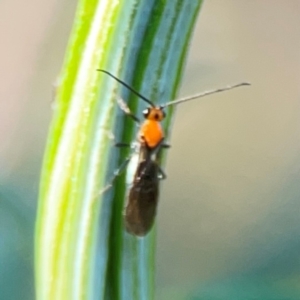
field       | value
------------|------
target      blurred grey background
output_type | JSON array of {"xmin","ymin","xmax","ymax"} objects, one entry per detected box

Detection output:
[{"xmin": 1, "ymin": 1, "xmax": 300, "ymax": 299}]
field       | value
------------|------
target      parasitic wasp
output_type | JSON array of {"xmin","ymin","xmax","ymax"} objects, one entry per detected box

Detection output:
[{"xmin": 99, "ymin": 69, "xmax": 250, "ymax": 236}]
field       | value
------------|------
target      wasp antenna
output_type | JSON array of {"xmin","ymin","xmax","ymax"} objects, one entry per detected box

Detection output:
[
  {"xmin": 97, "ymin": 69, "xmax": 155, "ymax": 107},
  {"xmin": 162, "ymin": 82, "xmax": 251, "ymax": 108}
]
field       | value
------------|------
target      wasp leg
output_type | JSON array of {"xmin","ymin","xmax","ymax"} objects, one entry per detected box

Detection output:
[
  {"xmin": 100, "ymin": 155, "xmax": 132, "ymax": 194},
  {"xmin": 158, "ymin": 167, "xmax": 167, "ymax": 180},
  {"xmin": 150, "ymin": 138, "xmax": 167, "ymax": 155},
  {"xmin": 115, "ymin": 142, "xmax": 131, "ymax": 148},
  {"xmin": 100, "ymin": 131, "xmax": 134, "ymax": 193},
  {"xmin": 117, "ymin": 97, "xmax": 140, "ymax": 125},
  {"xmin": 162, "ymin": 143, "xmax": 171, "ymax": 149},
  {"xmin": 104, "ymin": 130, "xmax": 131, "ymax": 148}
]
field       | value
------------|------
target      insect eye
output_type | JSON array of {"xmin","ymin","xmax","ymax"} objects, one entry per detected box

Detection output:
[{"xmin": 143, "ymin": 108, "xmax": 150, "ymax": 118}]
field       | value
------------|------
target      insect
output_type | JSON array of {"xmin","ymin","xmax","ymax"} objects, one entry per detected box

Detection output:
[{"xmin": 99, "ymin": 69, "xmax": 250, "ymax": 236}]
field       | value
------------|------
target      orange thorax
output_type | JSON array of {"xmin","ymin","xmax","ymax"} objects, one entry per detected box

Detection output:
[{"xmin": 139, "ymin": 120, "xmax": 164, "ymax": 148}]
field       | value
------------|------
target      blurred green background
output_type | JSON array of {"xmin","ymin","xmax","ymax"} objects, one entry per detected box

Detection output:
[{"xmin": 1, "ymin": 1, "xmax": 300, "ymax": 299}]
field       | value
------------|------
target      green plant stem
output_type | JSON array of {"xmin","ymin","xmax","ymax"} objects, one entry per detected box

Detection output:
[{"xmin": 35, "ymin": 1, "xmax": 203, "ymax": 300}]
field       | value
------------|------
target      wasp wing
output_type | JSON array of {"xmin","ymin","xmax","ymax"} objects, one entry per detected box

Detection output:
[{"xmin": 124, "ymin": 159, "xmax": 160, "ymax": 236}]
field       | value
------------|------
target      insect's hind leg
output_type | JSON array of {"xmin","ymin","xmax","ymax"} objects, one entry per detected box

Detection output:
[
  {"xmin": 100, "ymin": 131, "xmax": 133, "ymax": 194},
  {"xmin": 99, "ymin": 155, "xmax": 132, "ymax": 194}
]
